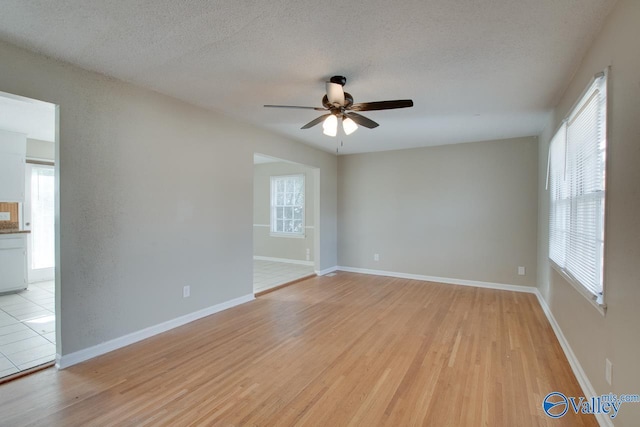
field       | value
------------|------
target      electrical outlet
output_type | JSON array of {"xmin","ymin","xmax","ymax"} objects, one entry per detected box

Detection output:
[
  {"xmin": 605, "ymin": 358, "xmax": 613, "ymax": 385},
  {"xmin": 306, "ymin": 248, "xmax": 310, "ymax": 261},
  {"xmin": 374, "ymin": 253, "xmax": 380, "ymax": 262},
  {"xmin": 518, "ymin": 266, "xmax": 526, "ymax": 276},
  {"xmin": 183, "ymin": 285, "xmax": 190, "ymax": 298}
]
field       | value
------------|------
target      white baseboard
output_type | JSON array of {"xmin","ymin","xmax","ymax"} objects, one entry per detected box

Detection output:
[
  {"xmin": 315, "ymin": 266, "xmax": 338, "ymax": 276},
  {"xmin": 56, "ymin": 293, "xmax": 255, "ymax": 370},
  {"xmin": 534, "ymin": 291, "xmax": 612, "ymax": 427},
  {"xmin": 253, "ymin": 256, "xmax": 314, "ymax": 266},
  {"xmin": 336, "ymin": 266, "xmax": 538, "ymax": 294}
]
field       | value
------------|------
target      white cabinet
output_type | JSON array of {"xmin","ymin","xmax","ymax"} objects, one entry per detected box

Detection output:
[
  {"xmin": 0, "ymin": 234, "xmax": 27, "ymax": 293},
  {"xmin": 0, "ymin": 130, "xmax": 27, "ymax": 203}
]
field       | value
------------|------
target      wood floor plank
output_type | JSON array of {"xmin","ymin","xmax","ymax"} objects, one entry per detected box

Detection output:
[{"xmin": 0, "ymin": 272, "xmax": 596, "ymax": 426}]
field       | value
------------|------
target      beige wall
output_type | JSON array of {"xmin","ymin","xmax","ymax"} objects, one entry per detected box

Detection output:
[
  {"xmin": 338, "ymin": 137, "xmax": 538, "ymax": 286},
  {"xmin": 253, "ymin": 161, "xmax": 315, "ymax": 262},
  {"xmin": 26, "ymin": 138, "xmax": 55, "ymax": 161},
  {"xmin": 537, "ymin": 1, "xmax": 640, "ymax": 425},
  {"xmin": 0, "ymin": 40, "xmax": 337, "ymax": 356}
]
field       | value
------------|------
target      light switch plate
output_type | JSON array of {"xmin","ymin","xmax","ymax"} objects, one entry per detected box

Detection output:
[
  {"xmin": 605, "ymin": 358, "xmax": 613, "ymax": 385},
  {"xmin": 0, "ymin": 212, "xmax": 10, "ymax": 221}
]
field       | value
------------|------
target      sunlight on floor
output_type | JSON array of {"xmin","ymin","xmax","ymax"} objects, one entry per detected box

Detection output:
[{"xmin": 0, "ymin": 280, "xmax": 55, "ymax": 379}]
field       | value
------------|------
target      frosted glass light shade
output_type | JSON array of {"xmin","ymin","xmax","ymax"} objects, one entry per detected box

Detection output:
[
  {"xmin": 322, "ymin": 114, "xmax": 338, "ymax": 136},
  {"xmin": 342, "ymin": 117, "xmax": 358, "ymax": 135}
]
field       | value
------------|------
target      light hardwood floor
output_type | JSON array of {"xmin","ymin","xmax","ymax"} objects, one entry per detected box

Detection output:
[{"xmin": 0, "ymin": 272, "xmax": 596, "ymax": 426}]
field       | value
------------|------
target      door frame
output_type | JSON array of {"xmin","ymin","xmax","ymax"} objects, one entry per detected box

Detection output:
[{"xmin": 24, "ymin": 161, "xmax": 55, "ymax": 283}]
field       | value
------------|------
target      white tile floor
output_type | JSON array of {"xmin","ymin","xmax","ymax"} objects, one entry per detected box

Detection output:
[
  {"xmin": 253, "ymin": 260, "xmax": 315, "ymax": 293},
  {"xmin": 0, "ymin": 281, "xmax": 55, "ymax": 380}
]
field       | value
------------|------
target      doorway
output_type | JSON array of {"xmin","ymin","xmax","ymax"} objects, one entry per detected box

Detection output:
[
  {"xmin": 252, "ymin": 154, "xmax": 320, "ymax": 294},
  {"xmin": 0, "ymin": 91, "xmax": 57, "ymax": 381},
  {"xmin": 25, "ymin": 163, "xmax": 55, "ymax": 283}
]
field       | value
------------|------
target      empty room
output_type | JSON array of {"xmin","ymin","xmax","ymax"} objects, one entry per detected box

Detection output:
[{"xmin": 0, "ymin": 0, "xmax": 638, "ymax": 426}]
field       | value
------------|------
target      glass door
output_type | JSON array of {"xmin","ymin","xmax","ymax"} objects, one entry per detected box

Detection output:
[{"xmin": 24, "ymin": 163, "xmax": 55, "ymax": 283}]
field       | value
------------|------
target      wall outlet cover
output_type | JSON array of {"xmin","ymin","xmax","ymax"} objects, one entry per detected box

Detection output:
[{"xmin": 183, "ymin": 285, "xmax": 190, "ymax": 298}]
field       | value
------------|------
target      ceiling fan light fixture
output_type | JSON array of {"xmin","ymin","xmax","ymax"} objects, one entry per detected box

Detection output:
[
  {"xmin": 322, "ymin": 114, "xmax": 338, "ymax": 137},
  {"xmin": 342, "ymin": 117, "xmax": 358, "ymax": 135}
]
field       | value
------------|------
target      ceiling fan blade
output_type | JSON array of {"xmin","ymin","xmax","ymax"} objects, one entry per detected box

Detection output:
[
  {"xmin": 301, "ymin": 114, "xmax": 331, "ymax": 129},
  {"xmin": 326, "ymin": 82, "xmax": 345, "ymax": 105},
  {"xmin": 264, "ymin": 105, "xmax": 326, "ymax": 111},
  {"xmin": 345, "ymin": 112, "xmax": 379, "ymax": 129},
  {"xmin": 350, "ymin": 99, "xmax": 414, "ymax": 111}
]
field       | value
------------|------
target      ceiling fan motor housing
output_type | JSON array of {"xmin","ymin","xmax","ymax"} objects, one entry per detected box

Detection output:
[{"xmin": 322, "ymin": 93, "xmax": 353, "ymax": 111}]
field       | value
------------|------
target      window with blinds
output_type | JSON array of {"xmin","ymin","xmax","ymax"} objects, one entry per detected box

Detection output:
[{"xmin": 548, "ymin": 70, "xmax": 607, "ymax": 304}]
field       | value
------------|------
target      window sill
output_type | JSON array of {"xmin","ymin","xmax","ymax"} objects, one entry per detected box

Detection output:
[
  {"xmin": 270, "ymin": 232, "xmax": 306, "ymax": 239},
  {"xmin": 550, "ymin": 260, "xmax": 607, "ymax": 317}
]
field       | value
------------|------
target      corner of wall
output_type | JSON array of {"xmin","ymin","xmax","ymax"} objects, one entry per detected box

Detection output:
[{"xmin": 536, "ymin": 112, "xmax": 555, "ymax": 303}]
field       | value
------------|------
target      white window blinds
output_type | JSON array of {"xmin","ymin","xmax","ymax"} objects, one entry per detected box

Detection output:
[{"xmin": 548, "ymin": 71, "xmax": 607, "ymax": 300}]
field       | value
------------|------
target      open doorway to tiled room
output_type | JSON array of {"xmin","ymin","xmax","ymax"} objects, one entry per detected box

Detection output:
[
  {"xmin": 253, "ymin": 154, "xmax": 319, "ymax": 294},
  {"xmin": 0, "ymin": 91, "xmax": 57, "ymax": 381}
]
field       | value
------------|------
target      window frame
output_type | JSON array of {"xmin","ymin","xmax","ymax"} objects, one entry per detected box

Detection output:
[
  {"xmin": 547, "ymin": 69, "xmax": 608, "ymax": 315},
  {"xmin": 270, "ymin": 174, "xmax": 305, "ymax": 238}
]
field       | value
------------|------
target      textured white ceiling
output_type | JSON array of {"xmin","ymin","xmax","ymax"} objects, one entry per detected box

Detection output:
[
  {"xmin": 0, "ymin": 0, "xmax": 616, "ymax": 154},
  {"xmin": 0, "ymin": 91, "xmax": 56, "ymax": 142}
]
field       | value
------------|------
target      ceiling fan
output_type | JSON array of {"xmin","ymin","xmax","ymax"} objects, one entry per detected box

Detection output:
[{"xmin": 264, "ymin": 76, "xmax": 413, "ymax": 137}]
